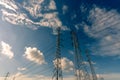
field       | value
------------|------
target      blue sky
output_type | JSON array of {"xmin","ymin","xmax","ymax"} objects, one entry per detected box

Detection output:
[{"xmin": 0, "ymin": 0, "xmax": 120, "ymax": 80}]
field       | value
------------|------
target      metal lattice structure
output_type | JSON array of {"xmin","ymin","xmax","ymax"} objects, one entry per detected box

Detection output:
[
  {"xmin": 4, "ymin": 72, "xmax": 10, "ymax": 80},
  {"xmin": 52, "ymin": 27, "xmax": 63, "ymax": 80},
  {"xmin": 85, "ymin": 50, "xmax": 97, "ymax": 80},
  {"xmin": 71, "ymin": 31, "xmax": 90, "ymax": 80}
]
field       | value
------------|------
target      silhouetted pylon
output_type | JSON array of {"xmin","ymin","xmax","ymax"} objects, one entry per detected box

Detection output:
[{"xmin": 52, "ymin": 27, "xmax": 63, "ymax": 80}]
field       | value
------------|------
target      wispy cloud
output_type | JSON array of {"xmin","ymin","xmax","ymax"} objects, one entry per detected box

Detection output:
[
  {"xmin": 62, "ymin": 5, "xmax": 68, "ymax": 14},
  {"xmin": 0, "ymin": 0, "xmax": 18, "ymax": 11},
  {"xmin": 0, "ymin": 41, "xmax": 14, "ymax": 59},
  {"xmin": 0, "ymin": 0, "xmax": 66, "ymax": 30},
  {"xmin": 17, "ymin": 67, "xmax": 27, "ymax": 71},
  {"xmin": 10, "ymin": 72, "xmax": 33, "ymax": 80},
  {"xmin": 82, "ymin": 61, "xmax": 96, "ymax": 66},
  {"xmin": 24, "ymin": 47, "xmax": 46, "ymax": 64},
  {"xmin": 84, "ymin": 6, "xmax": 120, "ymax": 57}
]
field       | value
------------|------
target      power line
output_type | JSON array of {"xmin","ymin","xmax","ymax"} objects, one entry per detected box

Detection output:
[
  {"xmin": 71, "ymin": 31, "xmax": 90, "ymax": 80},
  {"xmin": 52, "ymin": 27, "xmax": 63, "ymax": 80},
  {"xmin": 85, "ymin": 50, "xmax": 97, "ymax": 80},
  {"xmin": 13, "ymin": 41, "xmax": 56, "ymax": 80},
  {"xmin": 17, "ymin": 45, "xmax": 55, "ymax": 77},
  {"xmin": 92, "ymin": 20, "xmax": 120, "ymax": 35},
  {"xmin": 21, "ymin": 41, "xmax": 55, "ymax": 68}
]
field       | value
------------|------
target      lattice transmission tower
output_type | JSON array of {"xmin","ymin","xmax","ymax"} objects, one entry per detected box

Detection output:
[
  {"xmin": 52, "ymin": 27, "xmax": 63, "ymax": 80},
  {"xmin": 71, "ymin": 31, "xmax": 90, "ymax": 80},
  {"xmin": 4, "ymin": 72, "xmax": 10, "ymax": 80},
  {"xmin": 85, "ymin": 50, "xmax": 97, "ymax": 80}
]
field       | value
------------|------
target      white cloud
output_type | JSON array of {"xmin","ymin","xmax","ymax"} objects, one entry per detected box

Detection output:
[
  {"xmin": 99, "ymin": 73, "xmax": 120, "ymax": 80},
  {"xmin": 1, "ymin": 72, "xmax": 111, "ymax": 80},
  {"xmin": 10, "ymin": 72, "xmax": 34, "ymax": 80},
  {"xmin": 0, "ymin": 0, "xmax": 67, "ymax": 30},
  {"xmin": 1, "ymin": 9, "xmax": 28, "ymax": 25},
  {"xmin": 62, "ymin": 5, "xmax": 68, "ymax": 14},
  {"xmin": 68, "ymin": 50, "xmax": 74, "ymax": 55},
  {"xmin": 7, "ymin": 72, "xmax": 75, "ymax": 80},
  {"xmin": 39, "ymin": 12, "xmax": 63, "ymax": 28},
  {"xmin": 48, "ymin": 0, "xmax": 56, "ymax": 10},
  {"xmin": 84, "ymin": 6, "xmax": 120, "ymax": 56},
  {"xmin": 82, "ymin": 61, "xmax": 96, "ymax": 66},
  {"xmin": 14, "ymin": 72, "xmax": 26, "ymax": 77},
  {"xmin": 0, "ymin": 0, "xmax": 18, "ymax": 11},
  {"xmin": 0, "ymin": 41, "xmax": 14, "ymax": 59},
  {"xmin": 5, "ymin": 72, "xmax": 120, "ymax": 80},
  {"xmin": 74, "ymin": 69, "xmax": 92, "ymax": 80},
  {"xmin": 17, "ymin": 67, "xmax": 27, "ymax": 71},
  {"xmin": 85, "ymin": 6, "xmax": 120, "ymax": 38},
  {"xmin": 22, "ymin": 0, "xmax": 44, "ymax": 18},
  {"xmin": 53, "ymin": 57, "xmax": 74, "ymax": 72},
  {"xmin": 24, "ymin": 47, "xmax": 45, "ymax": 64}
]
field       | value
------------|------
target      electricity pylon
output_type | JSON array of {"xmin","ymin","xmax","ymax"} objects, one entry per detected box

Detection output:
[
  {"xmin": 85, "ymin": 50, "xmax": 97, "ymax": 80},
  {"xmin": 4, "ymin": 72, "xmax": 10, "ymax": 80},
  {"xmin": 71, "ymin": 31, "xmax": 90, "ymax": 80},
  {"xmin": 52, "ymin": 27, "xmax": 63, "ymax": 80}
]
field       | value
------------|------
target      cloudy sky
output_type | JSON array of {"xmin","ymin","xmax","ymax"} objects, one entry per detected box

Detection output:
[{"xmin": 0, "ymin": 0, "xmax": 120, "ymax": 80}]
